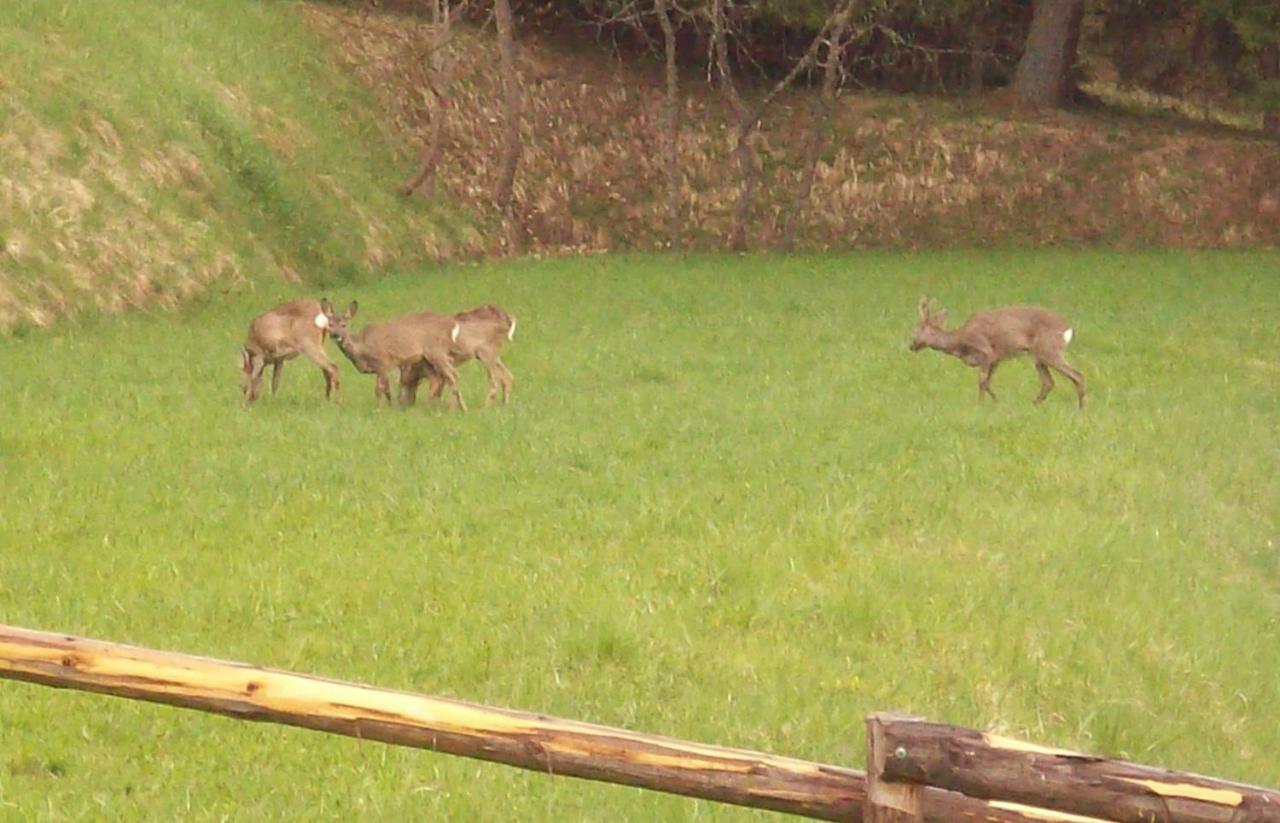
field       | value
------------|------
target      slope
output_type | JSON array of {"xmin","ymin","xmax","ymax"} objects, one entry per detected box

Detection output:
[{"xmin": 0, "ymin": 0, "xmax": 481, "ymax": 333}]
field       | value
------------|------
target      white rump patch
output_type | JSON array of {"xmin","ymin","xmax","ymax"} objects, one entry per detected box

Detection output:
[
  {"xmin": 314, "ymin": 312, "xmax": 329, "ymax": 330},
  {"xmin": 1063, "ymin": 328, "xmax": 1073, "ymax": 345},
  {"xmin": 451, "ymin": 323, "xmax": 460, "ymax": 343},
  {"xmin": 507, "ymin": 316, "xmax": 517, "ymax": 341}
]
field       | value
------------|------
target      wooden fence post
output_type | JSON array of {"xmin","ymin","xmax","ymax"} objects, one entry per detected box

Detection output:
[{"xmin": 866, "ymin": 713, "xmax": 923, "ymax": 822}]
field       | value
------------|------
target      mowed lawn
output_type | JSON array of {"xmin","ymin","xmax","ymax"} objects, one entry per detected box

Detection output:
[{"xmin": 0, "ymin": 250, "xmax": 1277, "ymax": 819}]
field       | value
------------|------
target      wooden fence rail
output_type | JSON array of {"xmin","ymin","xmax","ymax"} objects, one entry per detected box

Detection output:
[
  {"xmin": 1, "ymin": 624, "xmax": 1276, "ymax": 821},
  {"xmin": 872, "ymin": 717, "xmax": 1280, "ymax": 822}
]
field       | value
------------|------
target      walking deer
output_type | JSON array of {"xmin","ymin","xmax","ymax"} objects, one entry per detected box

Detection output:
[
  {"xmin": 240, "ymin": 299, "xmax": 340, "ymax": 405},
  {"xmin": 401, "ymin": 304, "xmax": 517, "ymax": 408},
  {"xmin": 319, "ymin": 299, "xmax": 466, "ymax": 410},
  {"xmin": 910, "ymin": 297, "xmax": 1086, "ymax": 409}
]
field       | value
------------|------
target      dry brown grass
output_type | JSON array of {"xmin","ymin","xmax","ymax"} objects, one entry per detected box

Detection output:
[
  {"xmin": 0, "ymin": 102, "xmax": 244, "ymax": 331},
  {"xmin": 303, "ymin": 3, "xmax": 1280, "ymax": 253}
]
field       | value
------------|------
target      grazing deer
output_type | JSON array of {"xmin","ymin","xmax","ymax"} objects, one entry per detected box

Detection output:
[
  {"xmin": 240, "ymin": 299, "xmax": 340, "ymax": 405},
  {"xmin": 402, "ymin": 304, "xmax": 517, "ymax": 407},
  {"xmin": 320, "ymin": 299, "xmax": 467, "ymax": 410},
  {"xmin": 910, "ymin": 297, "xmax": 1086, "ymax": 409}
]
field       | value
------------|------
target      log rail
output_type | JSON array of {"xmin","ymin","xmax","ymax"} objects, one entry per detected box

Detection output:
[
  {"xmin": 876, "ymin": 718, "xmax": 1280, "ymax": 822},
  {"xmin": 1, "ymin": 624, "xmax": 1277, "ymax": 822}
]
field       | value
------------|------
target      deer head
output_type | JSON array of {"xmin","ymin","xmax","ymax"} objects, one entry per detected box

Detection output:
[
  {"xmin": 320, "ymin": 299, "xmax": 359, "ymax": 344},
  {"xmin": 910, "ymin": 297, "xmax": 948, "ymax": 352}
]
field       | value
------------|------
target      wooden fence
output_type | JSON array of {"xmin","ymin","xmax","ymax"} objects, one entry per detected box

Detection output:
[{"xmin": 1, "ymin": 624, "xmax": 1277, "ymax": 821}]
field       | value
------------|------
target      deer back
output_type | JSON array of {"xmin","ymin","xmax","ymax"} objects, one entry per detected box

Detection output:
[
  {"xmin": 245, "ymin": 299, "xmax": 327, "ymax": 357},
  {"xmin": 960, "ymin": 306, "xmax": 1070, "ymax": 358},
  {"xmin": 357, "ymin": 310, "xmax": 458, "ymax": 365},
  {"xmin": 452, "ymin": 304, "xmax": 515, "ymax": 356}
]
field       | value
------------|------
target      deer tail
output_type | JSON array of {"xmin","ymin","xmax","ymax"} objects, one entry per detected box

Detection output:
[
  {"xmin": 507, "ymin": 315, "xmax": 516, "ymax": 341},
  {"xmin": 1063, "ymin": 328, "xmax": 1074, "ymax": 345},
  {"xmin": 451, "ymin": 322, "xmax": 460, "ymax": 344}
]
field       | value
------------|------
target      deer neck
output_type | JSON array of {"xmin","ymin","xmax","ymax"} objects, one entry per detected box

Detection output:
[
  {"xmin": 925, "ymin": 325, "xmax": 962, "ymax": 355},
  {"xmin": 332, "ymin": 332, "xmax": 379, "ymax": 374}
]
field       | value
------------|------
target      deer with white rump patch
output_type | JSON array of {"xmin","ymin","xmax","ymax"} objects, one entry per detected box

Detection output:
[
  {"xmin": 910, "ymin": 297, "xmax": 1086, "ymax": 409},
  {"xmin": 240, "ymin": 299, "xmax": 340, "ymax": 405},
  {"xmin": 320, "ymin": 299, "xmax": 466, "ymax": 410},
  {"xmin": 402, "ymin": 304, "xmax": 517, "ymax": 408}
]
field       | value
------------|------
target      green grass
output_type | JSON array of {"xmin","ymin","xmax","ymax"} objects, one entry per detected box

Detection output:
[
  {"xmin": 0, "ymin": 0, "xmax": 476, "ymax": 331},
  {"xmin": 1, "ymin": 250, "xmax": 1278, "ymax": 819}
]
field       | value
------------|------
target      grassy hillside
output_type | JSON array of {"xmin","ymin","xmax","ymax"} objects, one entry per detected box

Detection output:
[
  {"xmin": 0, "ymin": 0, "xmax": 480, "ymax": 333},
  {"xmin": 1, "ymin": 251, "xmax": 1277, "ymax": 818}
]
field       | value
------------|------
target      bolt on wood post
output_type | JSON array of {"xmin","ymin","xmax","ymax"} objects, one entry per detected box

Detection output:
[{"xmin": 866, "ymin": 713, "xmax": 923, "ymax": 822}]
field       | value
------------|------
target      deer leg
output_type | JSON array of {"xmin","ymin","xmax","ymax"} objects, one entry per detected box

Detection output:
[
  {"xmin": 427, "ymin": 370, "xmax": 445, "ymax": 401},
  {"xmin": 477, "ymin": 349, "xmax": 502, "ymax": 406},
  {"xmin": 398, "ymin": 363, "xmax": 423, "ymax": 408},
  {"xmin": 374, "ymin": 371, "xmax": 393, "ymax": 405},
  {"xmin": 496, "ymin": 358, "xmax": 514, "ymax": 405},
  {"xmin": 435, "ymin": 352, "xmax": 471, "ymax": 403},
  {"xmin": 978, "ymin": 362, "xmax": 998, "ymax": 401},
  {"xmin": 270, "ymin": 360, "xmax": 284, "ymax": 395},
  {"xmin": 244, "ymin": 354, "xmax": 267, "ymax": 404},
  {"xmin": 1047, "ymin": 356, "xmax": 1086, "ymax": 410},
  {"xmin": 1034, "ymin": 362, "xmax": 1055, "ymax": 404},
  {"xmin": 300, "ymin": 342, "xmax": 340, "ymax": 402},
  {"xmin": 428, "ymin": 355, "xmax": 466, "ymax": 412}
]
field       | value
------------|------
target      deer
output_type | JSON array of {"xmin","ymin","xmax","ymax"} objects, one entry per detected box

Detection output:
[
  {"xmin": 240, "ymin": 298, "xmax": 340, "ymax": 405},
  {"xmin": 400, "ymin": 304, "xmax": 517, "ymax": 408},
  {"xmin": 319, "ymin": 299, "xmax": 467, "ymax": 410},
  {"xmin": 910, "ymin": 297, "xmax": 1086, "ymax": 409}
]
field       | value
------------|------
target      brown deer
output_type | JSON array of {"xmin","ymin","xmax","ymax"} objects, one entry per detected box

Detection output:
[
  {"xmin": 401, "ymin": 304, "xmax": 516, "ymax": 408},
  {"xmin": 240, "ymin": 299, "xmax": 340, "ymax": 405},
  {"xmin": 910, "ymin": 297, "xmax": 1086, "ymax": 409},
  {"xmin": 320, "ymin": 299, "xmax": 466, "ymax": 410}
]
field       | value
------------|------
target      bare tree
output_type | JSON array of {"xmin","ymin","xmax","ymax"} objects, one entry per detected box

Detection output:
[
  {"xmin": 782, "ymin": 4, "xmax": 853, "ymax": 250},
  {"xmin": 710, "ymin": 0, "xmax": 855, "ymax": 251},
  {"xmin": 400, "ymin": 0, "xmax": 459, "ymax": 198},
  {"xmin": 655, "ymin": 0, "xmax": 682, "ymax": 251},
  {"xmin": 709, "ymin": 0, "xmax": 757, "ymax": 251},
  {"xmin": 493, "ymin": 0, "xmax": 522, "ymax": 221}
]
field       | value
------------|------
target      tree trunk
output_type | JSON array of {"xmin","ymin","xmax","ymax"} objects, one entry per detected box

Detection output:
[
  {"xmin": 1262, "ymin": 44, "xmax": 1280, "ymax": 136},
  {"xmin": 782, "ymin": 7, "xmax": 851, "ymax": 250},
  {"xmin": 968, "ymin": 22, "xmax": 987, "ymax": 94},
  {"xmin": 493, "ymin": 0, "xmax": 522, "ymax": 225},
  {"xmin": 1012, "ymin": 0, "xmax": 1084, "ymax": 108},
  {"xmin": 710, "ymin": 0, "xmax": 757, "ymax": 252},
  {"xmin": 400, "ymin": 0, "xmax": 455, "ymax": 198},
  {"xmin": 655, "ymin": 0, "xmax": 682, "ymax": 251}
]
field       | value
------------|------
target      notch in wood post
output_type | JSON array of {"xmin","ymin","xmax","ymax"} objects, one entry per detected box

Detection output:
[{"xmin": 865, "ymin": 713, "xmax": 923, "ymax": 823}]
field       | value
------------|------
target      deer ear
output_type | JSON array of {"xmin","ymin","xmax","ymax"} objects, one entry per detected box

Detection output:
[
  {"xmin": 320, "ymin": 297, "xmax": 333, "ymax": 314},
  {"xmin": 918, "ymin": 297, "xmax": 930, "ymax": 320},
  {"xmin": 346, "ymin": 300, "xmax": 359, "ymax": 319}
]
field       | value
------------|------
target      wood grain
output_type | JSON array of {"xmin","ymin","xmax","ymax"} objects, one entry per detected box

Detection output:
[
  {"xmin": 3, "ymin": 624, "xmax": 1236, "ymax": 822},
  {"xmin": 0, "ymin": 624, "xmax": 865, "ymax": 820},
  {"xmin": 879, "ymin": 719, "xmax": 1280, "ymax": 823}
]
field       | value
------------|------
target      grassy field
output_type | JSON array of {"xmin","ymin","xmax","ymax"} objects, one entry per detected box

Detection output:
[{"xmin": 0, "ymin": 250, "xmax": 1278, "ymax": 819}]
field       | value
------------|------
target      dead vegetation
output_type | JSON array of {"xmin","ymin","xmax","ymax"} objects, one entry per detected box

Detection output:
[
  {"xmin": 0, "ymin": 106, "xmax": 245, "ymax": 331},
  {"xmin": 304, "ymin": 3, "xmax": 1280, "ymax": 254}
]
